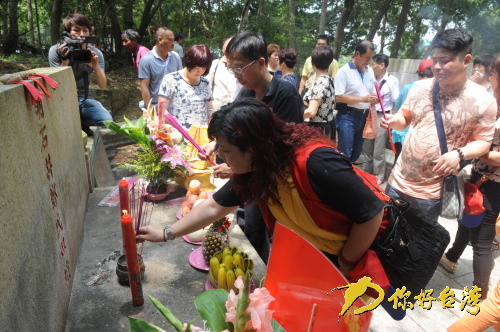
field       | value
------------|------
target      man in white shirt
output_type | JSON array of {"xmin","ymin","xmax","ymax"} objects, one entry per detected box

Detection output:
[
  {"xmin": 362, "ymin": 54, "xmax": 400, "ymax": 184},
  {"xmin": 334, "ymin": 41, "xmax": 378, "ymax": 162},
  {"xmin": 205, "ymin": 36, "xmax": 241, "ymax": 111}
]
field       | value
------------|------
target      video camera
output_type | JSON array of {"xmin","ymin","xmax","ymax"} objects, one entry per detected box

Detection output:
[{"xmin": 62, "ymin": 32, "xmax": 97, "ymax": 64}]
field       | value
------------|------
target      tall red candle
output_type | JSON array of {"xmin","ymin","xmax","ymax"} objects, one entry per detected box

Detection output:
[
  {"xmin": 119, "ymin": 178, "xmax": 129, "ymax": 217},
  {"xmin": 121, "ymin": 211, "xmax": 144, "ymax": 306}
]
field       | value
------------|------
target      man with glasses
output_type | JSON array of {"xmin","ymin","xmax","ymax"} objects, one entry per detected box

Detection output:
[
  {"xmin": 226, "ymin": 31, "xmax": 303, "ymax": 124},
  {"xmin": 203, "ymin": 31, "xmax": 303, "ymax": 263},
  {"xmin": 138, "ymin": 27, "xmax": 182, "ymax": 109}
]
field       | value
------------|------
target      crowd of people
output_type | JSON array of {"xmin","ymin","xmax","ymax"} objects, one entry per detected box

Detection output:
[{"xmin": 50, "ymin": 12, "xmax": 499, "ymax": 330}]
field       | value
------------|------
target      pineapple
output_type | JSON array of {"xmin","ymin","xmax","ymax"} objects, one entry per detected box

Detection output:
[{"xmin": 202, "ymin": 217, "xmax": 230, "ymax": 265}]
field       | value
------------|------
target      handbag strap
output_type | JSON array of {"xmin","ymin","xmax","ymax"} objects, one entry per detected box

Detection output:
[
  {"xmin": 475, "ymin": 167, "xmax": 499, "ymax": 188},
  {"xmin": 432, "ymin": 81, "xmax": 448, "ymax": 154}
]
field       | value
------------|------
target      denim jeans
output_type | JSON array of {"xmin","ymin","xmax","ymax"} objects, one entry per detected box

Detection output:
[
  {"xmin": 79, "ymin": 98, "xmax": 112, "ymax": 128},
  {"xmin": 336, "ymin": 110, "xmax": 366, "ymax": 162},
  {"xmin": 385, "ymin": 183, "xmax": 441, "ymax": 225}
]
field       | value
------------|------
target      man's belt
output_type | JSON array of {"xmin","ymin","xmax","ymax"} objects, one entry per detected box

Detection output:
[{"xmin": 337, "ymin": 102, "xmax": 367, "ymax": 114}]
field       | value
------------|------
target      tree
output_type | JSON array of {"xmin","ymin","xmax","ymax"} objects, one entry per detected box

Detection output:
[
  {"xmin": 27, "ymin": 0, "xmax": 35, "ymax": 46},
  {"xmin": 138, "ymin": 0, "xmax": 165, "ymax": 43},
  {"xmin": 319, "ymin": 0, "xmax": 327, "ymax": 34},
  {"xmin": 333, "ymin": 0, "xmax": 355, "ymax": 59},
  {"xmin": 390, "ymin": 0, "xmax": 412, "ymax": 58},
  {"xmin": 239, "ymin": 0, "xmax": 252, "ymax": 32},
  {"xmin": 50, "ymin": 0, "xmax": 63, "ymax": 45},
  {"xmin": 366, "ymin": 0, "xmax": 392, "ymax": 42},
  {"xmin": 288, "ymin": 0, "xmax": 297, "ymax": 50},
  {"xmin": 3, "ymin": 0, "xmax": 19, "ymax": 55}
]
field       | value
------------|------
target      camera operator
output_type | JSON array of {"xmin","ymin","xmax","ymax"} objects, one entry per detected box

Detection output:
[{"xmin": 48, "ymin": 13, "xmax": 112, "ymax": 137}]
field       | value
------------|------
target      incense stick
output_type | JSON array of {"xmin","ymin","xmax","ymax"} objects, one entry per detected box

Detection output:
[{"xmin": 307, "ymin": 303, "xmax": 318, "ymax": 332}]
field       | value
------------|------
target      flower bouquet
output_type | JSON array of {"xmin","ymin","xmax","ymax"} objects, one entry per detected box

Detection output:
[
  {"xmin": 103, "ymin": 111, "xmax": 192, "ymax": 197},
  {"xmin": 128, "ymin": 271, "xmax": 285, "ymax": 332}
]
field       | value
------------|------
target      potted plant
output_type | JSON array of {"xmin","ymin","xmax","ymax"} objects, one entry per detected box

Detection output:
[{"xmin": 104, "ymin": 114, "xmax": 192, "ymax": 200}]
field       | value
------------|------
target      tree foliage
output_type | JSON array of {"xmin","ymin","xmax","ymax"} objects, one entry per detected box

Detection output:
[{"xmin": 1, "ymin": 0, "xmax": 498, "ymax": 67}]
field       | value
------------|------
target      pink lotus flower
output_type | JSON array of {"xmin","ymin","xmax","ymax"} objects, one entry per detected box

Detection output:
[{"xmin": 225, "ymin": 277, "xmax": 275, "ymax": 332}]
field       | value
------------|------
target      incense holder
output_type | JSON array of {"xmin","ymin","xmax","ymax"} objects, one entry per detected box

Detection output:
[{"xmin": 116, "ymin": 254, "xmax": 145, "ymax": 286}]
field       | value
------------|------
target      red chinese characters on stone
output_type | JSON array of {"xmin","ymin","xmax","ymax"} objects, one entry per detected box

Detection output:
[
  {"xmin": 39, "ymin": 125, "xmax": 48, "ymax": 150},
  {"xmin": 64, "ymin": 259, "xmax": 71, "ymax": 282},
  {"xmin": 45, "ymin": 154, "xmax": 53, "ymax": 180},
  {"xmin": 34, "ymin": 103, "xmax": 45, "ymax": 119},
  {"xmin": 60, "ymin": 237, "xmax": 67, "ymax": 258},
  {"xmin": 49, "ymin": 183, "xmax": 58, "ymax": 209},
  {"xmin": 55, "ymin": 213, "xmax": 63, "ymax": 240}
]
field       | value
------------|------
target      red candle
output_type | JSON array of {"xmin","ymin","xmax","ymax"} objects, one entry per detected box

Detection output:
[
  {"xmin": 119, "ymin": 178, "xmax": 129, "ymax": 217},
  {"xmin": 121, "ymin": 211, "xmax": 144, "ymax": 306}
]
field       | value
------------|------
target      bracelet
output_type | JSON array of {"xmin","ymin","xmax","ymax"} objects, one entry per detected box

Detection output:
[
  {"xmin": 454, "ymin": 148, "xmax": 465, "ymax": 162},
  {"xmin": 163, "ymin": 225, "xmax": 175, "ymax": 242},
  {"xmin": 339, "ymin": 251, "xmax": 358, "ymax": 266}
]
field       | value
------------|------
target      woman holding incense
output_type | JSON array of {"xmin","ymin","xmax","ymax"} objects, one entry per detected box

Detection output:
[
  {"xmin": 158, "ymin": 44, "xmax": 214, "ymax": 130},
  {"xmin": 136, "ymin": 99, "xmax": 384, "ymax": 274}
]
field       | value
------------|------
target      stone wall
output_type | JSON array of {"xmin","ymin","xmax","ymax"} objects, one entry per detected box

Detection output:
[
  {"xmin": 388, "ymin": 58, "xmax": 473, "ymax": 88},
  {"xmin": 0, "ymin": 67, "xmax": 89, "ymax": 331}
]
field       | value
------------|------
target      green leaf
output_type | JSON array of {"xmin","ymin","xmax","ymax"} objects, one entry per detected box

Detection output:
[
  {"xmin": 271, "ymin": 319, "xmax": 286, "ymax": 332},
  {"xmin": 148, "ymin": 295, "xmax": 184, "ymax": 332},
  {"xmin": 128, "ymin": 317, "xmax": 167, "ymax": 332},
  {"xmin": 194, "ymin": 289, "xmax": 231, "ymax": 332}
]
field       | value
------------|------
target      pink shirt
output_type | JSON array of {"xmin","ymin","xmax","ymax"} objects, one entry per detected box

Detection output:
[
  {"xmin": 389, "ymin": 78, "xmax": 497, "ymax": 199},
  {"xmin": 133, "ymin": 45, "xmax": 150, "ymax": 71}
]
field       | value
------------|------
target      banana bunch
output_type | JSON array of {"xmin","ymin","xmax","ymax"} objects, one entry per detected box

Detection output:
[{"xmin": 208, "ymin": 246, "xmax": 254, "ymax": 293}]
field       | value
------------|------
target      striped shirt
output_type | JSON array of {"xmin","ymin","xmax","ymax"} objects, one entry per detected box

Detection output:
[{"xmin": 138, "ymin": 46, "xmax": 182, "ymax": 104}]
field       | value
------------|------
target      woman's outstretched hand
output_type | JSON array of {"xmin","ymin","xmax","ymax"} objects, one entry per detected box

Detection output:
[{"xmin": 136, "ymin": 225, "xmax": 164, "ymax": 243}]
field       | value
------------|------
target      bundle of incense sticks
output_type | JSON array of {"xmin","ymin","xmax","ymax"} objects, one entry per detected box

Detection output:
[
  {"xmin": 130, "ymin": 181, "xmax": 154, "ymax": 254},
  {"xmin": 164, "ymin": 112, "xmax": 216, "ymax": 166}
]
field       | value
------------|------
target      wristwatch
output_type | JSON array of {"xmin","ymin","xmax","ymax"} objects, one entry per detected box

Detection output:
[{"xmin": 163, "ymin": 225, "xmax": 176, "ymax": 242}]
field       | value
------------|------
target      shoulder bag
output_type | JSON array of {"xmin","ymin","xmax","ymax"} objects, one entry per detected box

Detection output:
[
  {"xmin": 357, "ymin": 169, "xmax": 451, "ymax": 298},
  {"xmin": 432, "ymin": 81, "xmax": 464, "ymax": 220}
]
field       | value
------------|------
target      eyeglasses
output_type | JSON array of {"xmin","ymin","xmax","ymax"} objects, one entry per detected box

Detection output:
[{"xmin": 227, "ymin": 60, "xmax": 256, "ymax": 75}]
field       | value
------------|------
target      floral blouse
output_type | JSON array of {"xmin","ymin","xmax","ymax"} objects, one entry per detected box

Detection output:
[
  {"xmin": 303, "ymin": 75, "xmax": 335, "ymax": 123},
  {"xmin": 158, "ymin": 71, "xmax": 213, "ymax": 130},
  {"xmin": 474, "ymin": 117, "xmax": 500, "ymax": 183}
]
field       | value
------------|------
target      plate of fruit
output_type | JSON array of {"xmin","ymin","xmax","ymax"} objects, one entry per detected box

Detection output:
[
  {"xmin": 179, "ymin": 180, "xmax": 210, "ymax": 219},
  {"xmin": 205, "ymin": 246, "xmax": 255, "ymax": 293}
]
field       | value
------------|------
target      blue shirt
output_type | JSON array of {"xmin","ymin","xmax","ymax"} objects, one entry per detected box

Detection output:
[{"xmin": 138, "ymin": 47, "xmax": 182, "ymax": 104}]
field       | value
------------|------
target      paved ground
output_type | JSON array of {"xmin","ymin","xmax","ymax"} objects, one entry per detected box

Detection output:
[
  {"xmin": 70, "ymin": 142, "xmax": 499, "ymax": 331},
  {"xmin": 370, "ymin": 215, "xmax": 500, "ymax": 332}
]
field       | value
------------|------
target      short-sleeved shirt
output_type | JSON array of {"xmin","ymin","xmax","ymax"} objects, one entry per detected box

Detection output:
[
  {"xmin": 48, "ymin": 43, "xmax": 105, "ymax": 99},
  {"xmin": 281, "ymin": 73, "xmax": 299, "ymax": 90},
  {"xmin": 132, "ymin": 45, "xmax": 150, "ymax": 72},
  {"xmin": 173, "ymin": 42, "xmax": 184, "ymax": 58},
  {"xmin": 213, "ymin": 147, "xmax": 384, "ymax": 224},
  {"xmin": 303, "ymin": 75, "xmax": 335, "ymax": 123},
  {"xmin": 474, "ymin": 117, "xmax": 500, "ymax": 183},
  {"xmin": 138, "ymin": 47, "xmax": 183, "ymax": 104},
  {"xmin": 389, "ymin": 79, "xmax": 497, "ymax": 199},
  {"xmin": 238, "ymin": 76, "xmax": 304, "ymax": 123},
  {"xmin": 375, "ymin": 72, "xmax": 399, "ymax": 113},
  {"xmin": 301, "ymin": 56, "xmax": 339, "ymax": 89},
  {"xmin": 158, "ymin": 71, "xmax": 213, "ymax": 129},
  {"xmin": 334, "ymin": 60, "xmax": 375, "ymax": 110},
  {"xmin": 206, "ymin": 58, "xmax": 239, "ymax": 110}
]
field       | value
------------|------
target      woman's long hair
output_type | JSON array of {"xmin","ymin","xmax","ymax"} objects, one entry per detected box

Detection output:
[{"xmin": 208, "ymin": 99, "xmax": 333, "ymax": 205}]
